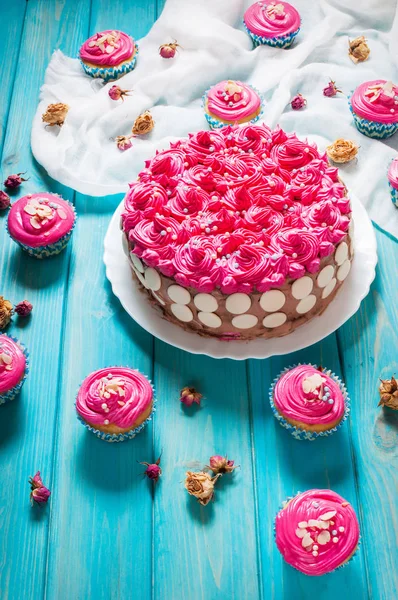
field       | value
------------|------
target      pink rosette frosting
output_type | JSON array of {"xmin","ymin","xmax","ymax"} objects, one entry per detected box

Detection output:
[
  {"xmin": 273, "ymin": 365, "xmax": 345, "ymax": 426},
  {"xmin": 244, "ymin": 1, "xmax": 301, "ymax": 38},
  {"xmin": 121, "ymin": 124, "xmax": 351, "ymax": 293},
  {"xmin": 8, "ymin": 193, "xmax": 75, "ymax": 248},
  {"xmin": 79, "ymin": 30, "xmax": 135, "ymax": 66},
  {"xmin": 0, "ymin": 335, "xmax": 26, "ymax": 394},
  {"xmin": 205, "ymin": 80, "xmax": 261, "ymax": 122},
  {"xmin": 76, "ymin": 367, "xmax": 153, "ymax": 430},
  {"xmin": 275, "ymin": 489, "xmax": 360, "ymax": 576},
  {"xmin": 350, "ymin": 80, "xmax": 398, "ymax": 124},
  {"xmin": 388, "ymin": 157, "xmax": 398, "ymax": 189}
]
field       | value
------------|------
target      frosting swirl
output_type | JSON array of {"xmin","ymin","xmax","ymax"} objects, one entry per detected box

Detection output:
[
  {"xmin": 76, "ymin": 367, "xmax": 153, "ymax": 430},
  {"xmin": 244, "ymin": 1, "xmax": 301, "ymax": 38},
  {"xmin": 0, "ymin": 335, "xmax": 26, "ymax": 394},
  {"xmin": 205, "ymin": 80, "xmax": 262, "ymax": 123},
  {"xmin": 275, "ymin": 489, "xmax": 359, "ymax": 576},
  {"xmin": 350, "ymin": 80, "xmax": 398, "ymax": 124},
  {"xmin": 79, "ymin": 30, "xmax": 135, "ymax": 66},
  {"xmin": 388, "ymin": 157, "xmax": 398, "ymax": 189}
]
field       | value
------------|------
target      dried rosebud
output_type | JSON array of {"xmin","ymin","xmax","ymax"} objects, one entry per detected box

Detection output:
[
  {"xmin": 108, "ymin": 85, "xmax": 131, "ymax": 101},
  {"xmin": 15, "ymin": 300, "xmax": 33, "ymax": 317},
  {"xmin": 207, "ymin": 455, "xmax": 237, "ymax": 475},
  {"xmin": 291, "ymin": 93, "xmax": 306, "ymax": 110},
  {"xmin": 4, "ymin": 172, "xmax": 28, "ymax": 189},
  {"xmin": 140, "ymin": 454, "xmax": 162, "ymax": 483},
  {"xmin": 159, "ymin": 40, "xmax": 180, "ymax": 59},
  {"xmin": 42, "ymin": 102, "xmax": 69, "ymax": 127},
  {"xmin": 180, "ymin": 386, "xmax": 202, "ymax": 407},
  {"xmin": 378, "ymin": 377, "xmax": 398, "ymax": 410},
  {"xmin": 115, "ymin": 135, "xmax": 133, "ymax": 151},
  {"xmin": 326, "ymin": 139, "xmax": 359, "ymax": 164},
  {"xmin": 185, "ymin": 471, "xmax": 220, "ymax": 506},
  {"xmin": 29, "ymin": 471, "xmax": 51, "ymax": 506},
  {"xmin": 348, "ymin": 36, "xmax": 370, "ymax": 64},
  {"xmin": 0, "ymin": 296, "xmax": 13, "ymax": 330},
  {"xmin": 323, "ymin": 80, "xmax": 342, "ymax": 97},
  {"xmin": 0, "ymin": 191, "xmax": 10, "ymax": 210},
  {"xmin": 132, "ymin": 111, "xmax": 154, "ymax": 136}
]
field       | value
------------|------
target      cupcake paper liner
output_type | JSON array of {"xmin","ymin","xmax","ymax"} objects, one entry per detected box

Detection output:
[
  {"xmin": 0, "ymin": 336, "xmax": 29, "ymax": 406},
  {"xmin": 202, "ymin": 85, "xmax": 265, "ymax": 130},
  {"xmin": 269, "ymin": 363, "xmax": 350, "ymax": 441},
  {"xmin": 348, "ymin": 97, "xmax": 398, "ymax": 139},
  {"xmin": 243, "ymin": 21, "xmax": 300, "ymax": 49},
  {"xmin": 6, "ymin": 200, "xmax": 77, "ymax": 259},
  {"xmin": 274, "ymin": 492, "xmax": 360, "ymax": 576},
  {"xmin": 80, "ymin": 44, "xmax": 139, "ymax": 82},
  {"xmin": 75, "ymin": 368, "xmax": 156, "ymax": 443},
  {"xmin": 388, "ymin": 182, "xmax": 398, "ymax": 207}
]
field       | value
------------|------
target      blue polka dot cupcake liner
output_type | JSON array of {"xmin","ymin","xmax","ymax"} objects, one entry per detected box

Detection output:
[
  {"xmin": 274, "ymin": 492, "xmax": 360, "ymax": 575},
  {"xmin": 0, "ymin": 336, "xmax": 29, "ymax": 406},
  {"xmin": 243, "ymin": 21, "xmax": 300, "ymax": 49},
  {"xmin": 202, "ymin": 85, "xmax": 265, "ymax": 130},
  {"xmin": 80, "ymin": 44, "xmax": 139, "ymax": 82},
  {"xmin": 75, "ymin": 369, "xmax": 156, "ymax": 443},
  {"xmin": 388, "ymin": 182, "xmax": 398, "ymax": 207},
  {"xmin": 348, "ymin": 97, "xmax": 398, "ymax": 139},
  {"xmin": 6, "ymin": 201, "xmax": 76, "ymax": 259},
  {"xmin": 269, "ymin": 363, "xmax": 350, "ymax": 441}
]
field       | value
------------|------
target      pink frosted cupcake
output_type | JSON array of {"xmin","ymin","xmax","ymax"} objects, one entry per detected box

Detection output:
[
  {"xmin": 203, "ymin": 80, "xmax": 264, "ymax": 129},
  {"xmin": 275, "ymin": 489, "xmax": 360, "ymax": 576},
  {"xmin": 76, "ymin": 367, "xmax": 155, "ymax": 442},
  {"xmin": 388, "ymin": 158, "xmax": 398, "ymax": 207},
  {"xmin": 7, "ymin": 193, "xmax": 76, "ymax": 258},
  {"xmin": 79, "ymin": 30, "xmax": 138, "ymax": 82},
  {"xmin": 0, "ymin": 334, "xmax": 29, "ymax": 405},
  {"xmin": 349, "ymin": 80, "xmax": 398, "ymax": 138},
  {"xmin": 244, "ymin": 1, "xmax": 301, "ymax": 48},
  {"xmin": 270, "ymin": 364, "xmax": 349, "ymax": 440}
]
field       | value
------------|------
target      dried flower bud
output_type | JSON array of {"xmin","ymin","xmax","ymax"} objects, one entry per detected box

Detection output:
[
  {"xmin": 159, "ymin": 40, "xmax": 180, "ymax": 59},
  {"xmin": 180, "ymin": 386, "xmax": 202, "ymax": 407},
  {"xmin": 15, "ymin": 300, "xmax": 33, "ymax": 317},
  {"xmin": 207, "ymin": 455, "xmax": 237, "ymax": 475},
  {"xmin": 291, "ymin": 93, "xmax": 306, "ymax": 110},
  {"xmin": 29, "ymin": 471, "xmax": 51, "ymax": 506},
  {"xmin": 0, "ymin": 191, "xmax": 10, "ymax": 210},
  {"xmin": 378, "ymin": 377, "xmax": 398, "ymax": 410},
  {"xmin": 323, "ymin": 80, "xmax": 342, "ymax": 97},
  {"xmin": 140, "ymin": 454, "xmax": 162, "ymax": 483},
  {"xmin": 348, "ymin": 36, "xmax": 370, "ymax": 64},
  {"xmin": 4, "ymin": 172, "xmax": 28, "ymax": 189},
  {"xmin": 115, "ymin": 135, "xmax": 133, "ymax": 151},
  {"xmin": 132, "ymin": 111, "xmax": 154, "ymax": 136},
  {"xmin": 108, "ymin": 85, "xmax": 131, "ymax": 101},
  {"xmin": 326, "ymin": 139, "xmax": 359, "ymax": 164},
  {"xmin": 185, "ymin": 471, "xmax": 220, "ymax": 506},
  {"xmin": 0, "ymin": 296, "xmax": 13, "ymax": 330},
  {"xmin": 42, "ymin": 103, "xmax": 69, "ymax": 127}
]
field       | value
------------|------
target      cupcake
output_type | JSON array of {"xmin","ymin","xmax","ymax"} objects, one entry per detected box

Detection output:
[
  {"xmin": 0, "ymin": 334, "xmax": 29, "ymax": 405},
  {"xmin": 243, "ymin": 1, "xmax": 301, "ymax": 49},
  {"xmin": 270, "ymin": 364, "xmax": 349, "ymax": 440},
  {"xmin": 7, "ymin": 193, "xmax": 76, "ymax": 259},
  {"xmin": 275, "ymin": 489, "xmax": 360, "ymax": 576},
  {"xmin": 203, "ymin": 80, "xmax": 263, "ymax": 129},
  {"xmin": 349, "ymin": 80, "xmax": 398, "ymax": 139},
  {"xmin": 388, "ymin": 158, "xmax": 398, "ymax": 207},
  {"xmin": 79, "ymin": 30, "xmax": 138, "ymax": 82},
  {"xmin": 76, "ymin": 367, "xmax": 155, "ymax": 442}
]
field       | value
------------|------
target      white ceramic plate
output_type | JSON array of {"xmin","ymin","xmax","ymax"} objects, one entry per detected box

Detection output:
[{"xmin": 104, "ymin": 195, "xmax": 377, "ymax": 360}]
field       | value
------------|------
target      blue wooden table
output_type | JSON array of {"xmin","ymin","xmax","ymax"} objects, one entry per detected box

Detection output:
[{"xmin": 0, "ymin": 1, "xmax": 397, "ymax": 599}]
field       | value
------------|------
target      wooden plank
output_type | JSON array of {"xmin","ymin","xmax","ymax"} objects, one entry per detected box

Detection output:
[
  {"xmin": 43, "ymin": 2, "xmax": 157, "ymax": 599},
  {"xmin": 0, "ymin": 1, "xmax": 91, "ymax": 600},
  {"xmin": 336, "ymin": 227, "xmax": 398, "ymax": 600}
]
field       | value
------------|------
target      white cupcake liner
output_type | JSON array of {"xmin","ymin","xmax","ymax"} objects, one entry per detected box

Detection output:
[
  {"xmin": 269, "ymin": 363, "xmax": 350, "ymax": 441},
  {"xmin": 80, "ymin": 44, "xmax": 139, "ymax": 82},
  {"xmin": 348, "ymin": 96, "xmax": 398, "ymax": 139},
  {"xmin": 75, "ymin": 367, "xmax": 156, "ymax": 443},
  {"xmin": 243, "ymin": 21, "xmax": 300, "ymax": 49},
  {"xmin": 388, "ymin": 182, "xmax": 398, "ymax": 207},
  {"xmin": 202, "ymin": 84, "xmax": 265, "ymax": 130},
  {"xmin": 0, "ymin": 336, "xmax": 29, "ymax": 405}
]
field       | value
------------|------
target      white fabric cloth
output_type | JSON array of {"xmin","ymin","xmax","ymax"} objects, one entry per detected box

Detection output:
[{"xmin": 31, "ymin": 0, "xmax": 398, "ymax": 238}]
